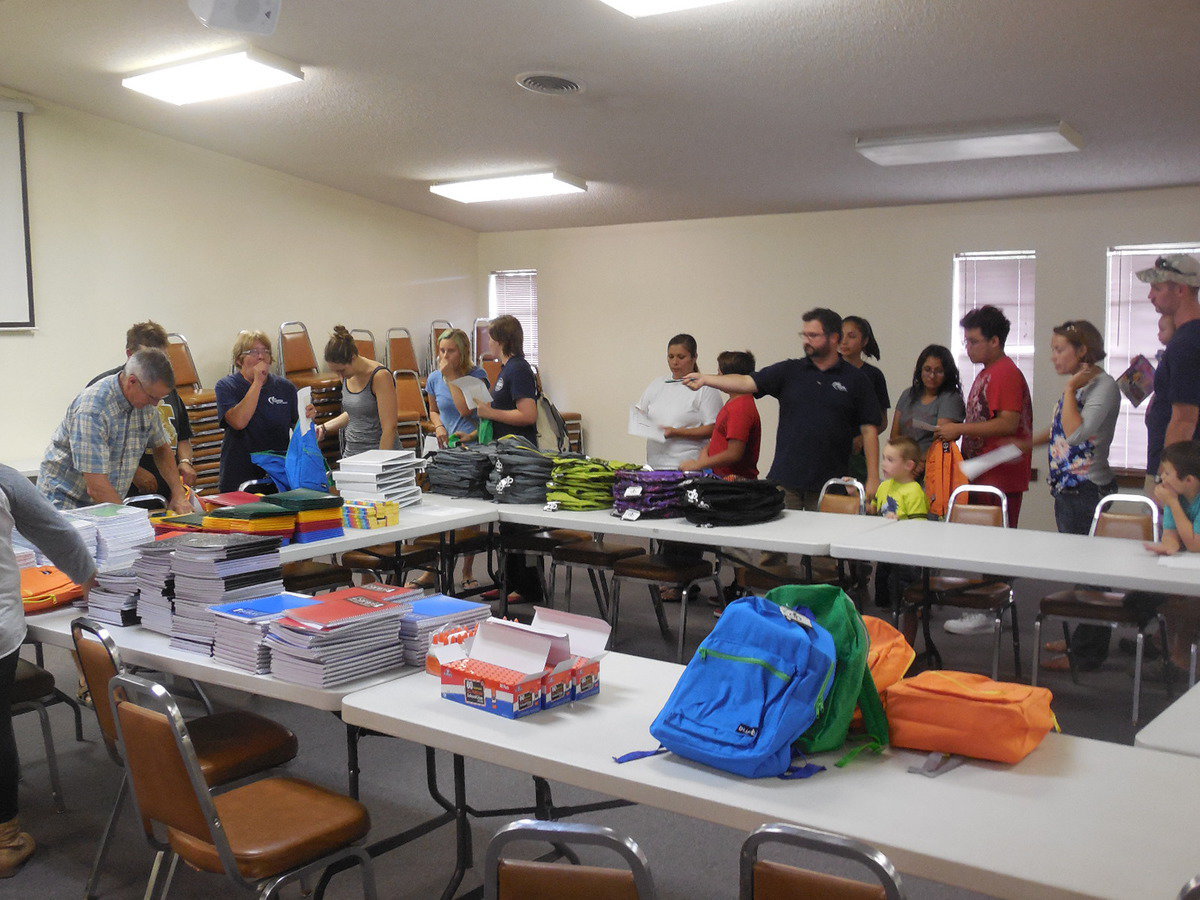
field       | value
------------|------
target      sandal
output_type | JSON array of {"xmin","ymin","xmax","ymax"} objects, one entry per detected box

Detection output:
[
  {"xmin": 460, "ymin": 578, "xmax": 481, "ymax": 590},
  {"xmin": 1044, "ymin": 640, "xmax": 1068, "ymax": 654},
  {"xmin": 76, "ymin": 683, "xmax": 93, "ymax": 710}
]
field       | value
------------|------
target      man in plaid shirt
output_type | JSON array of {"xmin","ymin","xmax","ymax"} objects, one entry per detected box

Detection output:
[{"xmin": 38, "ymin": 348, "xmax": 190, "ymax": 514}]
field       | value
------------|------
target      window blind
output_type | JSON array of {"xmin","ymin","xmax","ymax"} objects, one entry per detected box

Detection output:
[
  {"xmin": 489, "ymin": 269, "xmax": 539, "ymax": 365},
  {"xmin": 952, "ymin": 252, "xmax": 1036, "ymax": 397}
]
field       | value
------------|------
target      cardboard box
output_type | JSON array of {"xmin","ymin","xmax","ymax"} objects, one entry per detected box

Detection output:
[
  {"xmin": 440, "ymin": 619, "xmax": 551, "ymax": 718},
  {"xmin": 531, "ymin": 608, "xmax": 610, "ymax": 703}
]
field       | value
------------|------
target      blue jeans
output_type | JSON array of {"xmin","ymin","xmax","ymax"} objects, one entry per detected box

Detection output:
[{"xmin": 1054, "ymin": 480, "xmax": 1118, "ymax": 667}]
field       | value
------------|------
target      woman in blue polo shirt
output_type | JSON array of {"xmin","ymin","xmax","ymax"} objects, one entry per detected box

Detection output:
[{"xmin": 215, "ymin": 330, "xmax": 299, "ymax": 492}]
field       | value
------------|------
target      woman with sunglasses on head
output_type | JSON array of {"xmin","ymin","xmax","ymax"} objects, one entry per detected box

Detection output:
[
  {"xmin": 1017, "ymin": 320, "xmax": 1122, "ymax": 673},
  {"xmin": 215, "ymin": 330, "xmax": 299, "ymax": 492}
]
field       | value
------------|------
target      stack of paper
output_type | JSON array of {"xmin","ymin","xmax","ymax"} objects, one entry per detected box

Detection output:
[
  {"xmin": 64, "ymin": 503, "xmax": 155, "ymax": 573},
  {"xmin": 332, "ymin": 449, "xmax": 423, "ymax": 508},
  {"xmin": 132, "ymin": 538, "xmax": 177, "ymax": 634},
  {"xmin": 398, "ymin": 594, "xmax": 492, "ymax": 667},
  {"xmin": 168, "ymin": 533, "xmax": 283, "ymax": 655},
  {"xmin": 87, "ymin": 569, "xmax": 140, "ymax": 627},
  {"xmin": 210, "ymin": 591, "xmax": 313, "ymax": 674},
  {"xmin": 202, "ymin": 502, "xmax": 297, "ymax": 541},
  {"xmin": 265, "ymin": 583, "xmax": 420, "ymax": 687},
  {"xmin": 12, "ymin": 545, "xmax": 36, "ymax": 569},
  {"xmin": 263, "ymin": 489, "xmax": 346, "ymax": 544}
]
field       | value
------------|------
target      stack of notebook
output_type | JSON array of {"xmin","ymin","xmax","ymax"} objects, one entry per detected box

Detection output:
[
  {"xmin": 332, "ymin": 449, "xmax": 423, "ymax": 508},
  {"xmin": 169, "ymin": 533, "xmax": 283, "ymax": 655},
  {"xmin": 398, "ymin": 594, "xmax": 492, "ymax": 667},
  {"xmin": 132, "ymin": 537, "xmax": 178, "ymax": 634},
  {"xmin": 12, "ymin": 545, "xmax": 36, "ymax": 569},
  {"xmin": 263, "ymin": 489, "xmax": 346, "ymax": 544},
  {"xmin": 64, "ymin": 503, "xmax": 154, "ymax": 572},
  {"xmin": 87, "ymin": 569, "xmax": 140, "ymax": 627},
  {"xmin": 202, "ymin": 502, "xmax": 297, "ymax": 541},
  {"xmin": 265, "ymin": 583, "xmax": 420, "ymax": 687},
  {"xmin": 210, "ymin": 590, "xmax": 313, "ymax": 674}
]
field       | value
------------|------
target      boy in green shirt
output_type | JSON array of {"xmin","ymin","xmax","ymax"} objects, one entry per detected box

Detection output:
[{"xmin": 872, "ymin": 436, "xmax": 929, "ymax": 520}]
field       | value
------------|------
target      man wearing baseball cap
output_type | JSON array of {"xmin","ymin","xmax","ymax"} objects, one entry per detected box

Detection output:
[{"xmin": 1137, "ymin": 253, "xmax": 1200, "ymax": 475}]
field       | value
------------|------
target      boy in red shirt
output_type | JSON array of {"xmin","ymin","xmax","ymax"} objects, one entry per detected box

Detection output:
[
  {"xmin": 681, "ymin": 351, "xmax": 761, "ymax": 478},
  {"xmin": 933, "ymin": 305, "xmax": 1032, "ymax": 634}
]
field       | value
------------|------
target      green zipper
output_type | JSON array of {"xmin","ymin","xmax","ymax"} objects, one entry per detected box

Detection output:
[
  {"xmin": 813, "ymin": 661, "xmax": 835, "ymax": 716},
  {"xmin": 699, "ymin": 648, "xmax": 791, "ymax": 682}
]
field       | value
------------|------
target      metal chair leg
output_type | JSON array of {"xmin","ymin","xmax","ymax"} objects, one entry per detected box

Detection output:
[
  {"xmin": 547, "ymin": 561, "xmax": 559, "ymax": 610},
  {"xmin": 1191, "ymin": 642, "xmax": 1198, "ymax": 689},
  {"xmin": 85, "ymin": 773, "xmax": 129, "ymax": 899},
  {"xmin": 1062, "ymin": 620, "xmax": 1080, "ymax": 685},
  {"xmin": 647, "ymin": 584, "xmax": 672, "ymax": 640},
  {"xmin": 990, "ymin": 613, "xmax": 1002, "ymax": 681},
  {"xmin": 678, "ymin": 583, "xmax": 693, "ymax": 664},
  {"xmin": 609, "ymin": 577, "xmax": 622, "ymax": 645},
  {"xmin": 1031, "ymin": 615, "xmax": 1042, "ymax": 687},
  {"xmin": 30, "ymin": 701, "xmax": 65, "ymax": 813},
  {"xmin": 1133, "ymin": 631, "xmax": 1145, "ymax": 725},
  {"xmin": 1009, "ymin": 601, "xmax": 1022, "ymax": 682}
]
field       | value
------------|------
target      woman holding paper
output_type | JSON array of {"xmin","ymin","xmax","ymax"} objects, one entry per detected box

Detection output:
[
  {"xmin": 476, "ymin": 315, "xmax": 539, "ymax": 445},
  {"xmin": 425, "ymin": 328, "xmax": 488, "ymax": 448},
  {"xmin": 1016, "ymin": 320, "xmax": 1122, "ymax": 672},
  {"xmin": 635, "ymin": 334, "xmax": 723, "ymax": 469},
  {"xmin": 305, "ymin": 326, "xmax": 397, "ymax": 457}
]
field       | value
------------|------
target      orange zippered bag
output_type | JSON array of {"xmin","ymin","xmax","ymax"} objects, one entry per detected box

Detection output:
[
  {"xmin": 20, "ymin": 566, "xmax": 84, "ymax": 614},
  {"xmin": 882, "ymin": 670, "xmax": 1056, "ymax": 764}
]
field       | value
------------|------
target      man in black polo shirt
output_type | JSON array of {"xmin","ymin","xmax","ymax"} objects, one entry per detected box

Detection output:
[{"xmin": 682, "ymin": 308, "xmax": 881, "ymax": 508}]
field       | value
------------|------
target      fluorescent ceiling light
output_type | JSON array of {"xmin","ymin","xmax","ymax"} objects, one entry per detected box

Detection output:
[
  {"xmin": 430, "ymin": 172, "xmax": 587, "ymax": 203},
  {"xmin": 597, "ymin": 0, "xmax": 737, "ymax": 17},
  {"xmin": 122, "ymin": 49, "xmax": 302, "ymax": 105},
  {"xmin": 856, "ymin": 121, "xmax": 1084, "ymax": 166}
]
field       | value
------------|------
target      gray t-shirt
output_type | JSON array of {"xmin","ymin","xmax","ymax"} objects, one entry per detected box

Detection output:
[
  {"xmin": 1, "ymin": 465, "xmax": 97, "ymax": 658},
  {"xmin": 1062, "ymin": 371, "xmax": 1121, "ymax": 488},
  {"xmin": 340, "ymin": 366, "xmax": 397, "ymax": 458},
  {"xmin": 893, "ymin": 388, "xmax": 967, "ymax": 455}
]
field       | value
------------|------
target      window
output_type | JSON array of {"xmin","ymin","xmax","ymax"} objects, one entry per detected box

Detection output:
[
  {"xmin": 1105, "ymin": 243, "xmax": 1200, "ymax": 471},
  {"xmin": 951, "ymin": 251, "xmax": 1036, "ymax": 396},
  {"xmin": 488, "ymin": 269, "xmax": 539, "ymax": 366}
]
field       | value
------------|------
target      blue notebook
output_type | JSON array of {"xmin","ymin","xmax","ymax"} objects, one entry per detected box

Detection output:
[{"xmin": 211, "ymin": 591, "xmax": 314, "ymax": 622}]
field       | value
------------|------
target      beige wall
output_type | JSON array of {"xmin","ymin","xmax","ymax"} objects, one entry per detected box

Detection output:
[
  {"xmin": 479, "ymin": 186, "xmax": 1200, "ymax": 531},
  {"xmin": 2, "ymin": 101, "xmax": 480, "ymax": 468}
]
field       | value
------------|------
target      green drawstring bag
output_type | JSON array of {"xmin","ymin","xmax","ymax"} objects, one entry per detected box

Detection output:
[
  {"xmin": 765, "ymin": 584, "xmax": 889, "ymax": 763},
  {"xmin": 477, "ymin": 419, "xmax": 494, "ymax": 446}
]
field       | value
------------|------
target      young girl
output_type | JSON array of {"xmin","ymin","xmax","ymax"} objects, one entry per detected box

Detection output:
[{"xmin": 635, "ymin": 334, "xmax": 723, "ymax": 469}]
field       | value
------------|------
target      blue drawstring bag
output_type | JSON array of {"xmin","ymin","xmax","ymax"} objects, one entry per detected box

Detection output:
[{"xmin": 251, "ymin": 427, "xmax": 329, "ymax": 492}]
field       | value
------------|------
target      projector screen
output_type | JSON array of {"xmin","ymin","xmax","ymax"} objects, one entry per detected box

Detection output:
[{"xmin": 0, "ymin": 110, "xmax": 33, "ymax": 329}]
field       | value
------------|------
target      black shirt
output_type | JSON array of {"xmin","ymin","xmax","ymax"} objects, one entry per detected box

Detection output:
[
  {"xmin": 87, "ymin": 365, "xmax": 193, "ymax": 498},
  {"xmin": 752, "ymin": 356, "xmax": 882, "ymax": 491},
  {"xmin": 491, "ymin": 356, "xmax": 539, "ymax": 445}
]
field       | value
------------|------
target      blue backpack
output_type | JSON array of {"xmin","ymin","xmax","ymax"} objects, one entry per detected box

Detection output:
[{"xmin": 618, "ymin": 595, "xmax": 837, "ymax": 779}]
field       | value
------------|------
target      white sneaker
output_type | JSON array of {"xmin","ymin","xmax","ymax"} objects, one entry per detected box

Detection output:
[{"xmin": 943, "ymin": 612, "xmax": 993, "ymax": 635}]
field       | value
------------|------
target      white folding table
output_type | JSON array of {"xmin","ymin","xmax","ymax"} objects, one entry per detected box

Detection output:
[{"xmin": 1136, "ymin": 681, "xmax": 1200, "ymax": 757}]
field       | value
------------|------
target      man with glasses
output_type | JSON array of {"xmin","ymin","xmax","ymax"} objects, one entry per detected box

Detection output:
[
  {"xmin": 1138, "ymin": 254, "xmax": 1200, "ymax": 477},
  {"xmin": 682, "ymin": 307, "xmax": 882, "ymax": 508},
  {"xmin": 38, "ymin": 348, "xmax": 190, "ymax": 514},
  {"xmin": 87, "ymin": 321, "xmax": 196, "ymax": 499}
]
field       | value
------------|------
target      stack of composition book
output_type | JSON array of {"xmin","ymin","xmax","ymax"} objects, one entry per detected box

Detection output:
[
  {"xmin": 64, "ymin": 503, "xmax": 155, "ymax": 572},
  {"xmin": 398, "ymin": 594, "xmax": 492, "ymax": 667},
  {"xmin": 86, "ymin": 569, "xmax": 140, "ymax": 627},
  {"xmin": 168, "ymin": 533, "xmax": 283, "ymax": 655},
  {"xmin": 210, "ymin": 590, "xmax": 314, "ymax": 674},
  {"xmin": 131, "ymin": 533, "xmax": 196, "ymax": 634},
  {"xmin": 263, "ymin": 488, "xmax": 345, "ymax": 544},
  {"xmin": 202, "ymin": 502, "xmax": 297, "ymax": 541},
  {"xmin": 332, "ymin": 449, "xmax": 423, "ymax": 508},
  {"xmin": 265, "ymin": 583, "xmax": 420, "ymax": 687}
]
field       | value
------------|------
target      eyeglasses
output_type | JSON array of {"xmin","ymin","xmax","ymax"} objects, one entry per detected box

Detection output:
[
  {"xmin": 1155, "ymin": 257, "xmax": 1186, "ymax": 276},
  {"xmin": 130, "ymin": 377, "xmax": 169, "ymax": 405},
  {"xmin": 242, "ymin": 348, "xmax": 272, "ymax": 359},
  {"xmin": 921, "ymin": 366, "xmax": 945, "ymax": 375}
]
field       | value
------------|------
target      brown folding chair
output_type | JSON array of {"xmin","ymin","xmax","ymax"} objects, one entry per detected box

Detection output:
[
  {"xmin": 484, "ymin": 819, "xmax": 655, "ymax": 900},
  {"xmin": 473, "ymin": 317, "xmax": 496, "ymax": 364},
  {"xmin": 72, "ymin": 617, "xmax": 298, "ymax": 899},
  {"xmin": 10, "ymin": 659, "xmax": 66, "ymax": 814},
  {"xmin": 108, "ymin": 673, "xmax": 375, "ymax": 899},
  {"xmin": 386, "ymin": 326, "xmax": 421, "ymax": 374},
  {"xmin": 1032, "ymin": 493, "xmax": 1165, "ymax": 723},
  {"xmin": 740, "ymin": 823, "xmax": 905, "ymax": 899},
  {"xmin": 351, "ymin": 328, "xmax": 377, "ymax": 361},
  {"xmin": 165, "ymin": 332, "xmax": 217, "ymax": 407},
  {"xmin": 903, "ymin": 484, "xmax": 1020, "ymax": 680},
  {"xmin": 278, "ymin": 321, "xmax": 341, "ymax": 391},
  {"xmin": 393, "ymin": 368, "xmax": 431, "ymax": 450},
  {"xmin": 428, "ymin": 319, "xmax": 453, "ymax": 375},
  {"xmin": 480, "ymin": 356, "xmax": 503, "ymax": 389}
]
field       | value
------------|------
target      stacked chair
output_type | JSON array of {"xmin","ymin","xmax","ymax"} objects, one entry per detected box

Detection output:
[
  {"xmin": 386, "ymin": 327, "xmax": 421, "ymax": 376},
  {"xmin": 427, "ymin": 319, "xmax": 453, "ymax": 376},
  {"xmin": 472, "ymin": 317, "xmax": 495, "ymax": 364},
  {"xmin": 350, "ymin": 328, "xmax": 376, "ymax": 361},
  {"xmin": 393, "ymin": 368, "xmax": 431, "ymax": 453},
  {"xmin": 278, "ymin": 322, "xmax": 342, "ymax": 466},
  {"xmin": 166, "ymin": 333, "xmax": 222, "ymax": 494}
]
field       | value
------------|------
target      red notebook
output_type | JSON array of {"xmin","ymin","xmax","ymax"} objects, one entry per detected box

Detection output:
[
  {"xmin": 201, "ymin": 491, "xmax": 263, "ymax": 510},
  {"xmin": 284, "ymin": 584, "xmax": 418, "ymax": 628}
]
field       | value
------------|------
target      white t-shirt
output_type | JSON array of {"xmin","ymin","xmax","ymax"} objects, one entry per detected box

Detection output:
[{"xmin": 637, "ymin": 378, "xmax": 724, "ymax": 469}]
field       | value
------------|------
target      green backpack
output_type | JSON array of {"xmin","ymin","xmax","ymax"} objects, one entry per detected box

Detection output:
[{"xmin": 765, "ymin": 584, "xmax": 888, "ymax": 762}]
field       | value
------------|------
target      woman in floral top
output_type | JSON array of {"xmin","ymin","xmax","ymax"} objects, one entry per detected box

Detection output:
[{"xmin": 1022, "ymin": 319, "xmax": 1121, "ymax": 672}]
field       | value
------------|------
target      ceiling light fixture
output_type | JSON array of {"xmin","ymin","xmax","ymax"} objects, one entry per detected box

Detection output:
[
  {"xmin": 597, "ymin": 0, "xmax": 737, "ymax": 18},
  {"xmin": 855, "ymin": 121, "xmax": 1084, "ymax": 166},
  {"xmin": 430, "ymin": 172, "xmax": 587, "ymax": 203},
  {"xmin": 122, "ymin": 48, "xmax": 303, "ymax": 105}
]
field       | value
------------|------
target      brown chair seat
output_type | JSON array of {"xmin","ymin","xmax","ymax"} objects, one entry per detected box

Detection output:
[
  {"xmin": 736, "ymin": 563, "xmax": 810, "ymax": 591},
  {"xmin": 287, "ymin": 372, "xmax": 341, "ymax": 391},
  {"xmin": 188, "ymin": 711, "xmax": 299, "ymax": 786},
  {"xmin": 178, "ymin": 387, "xmax": 217, "ymax": 406},
  {"xmin": 614, "ymin": 553, "xmax": 713, "ymax": 584},
  {"xmin": 753, "ymin": 858, "xmax": 887, "ymax": 900},
  {"xmin": 552, "ymin": 540, "xmax": 642, "ymax": 567},
  {"xmin": 281, "ymin": 561, "xmax": 353, "ymax": 594},
  {"xmin": 546, "ymin": 529, "xmax": 592, "ymax": 544},
  {"xmin": 503, "ymin": 531, "xmax": 572, "ymax": 554},
  {"xmin": 341, "ymin": 544, "xmax": 438, "ymax": 572},
  {"xmin": 905, "ymin": 579, "xmax": 1011, "ymax": 609},
  {"xmin": 496, "ymin": 859, "xmax": 639, "ymax": 900},
  {"xmin": 12, "ymin": 659, "xmax": 55, "ymax": 704},
  {"xmin": 558, "ymin": 411, "xmax": 582, "ymax": 423},
  {"xmin": 412, "ymin": 527, "xmax": 490, "ymax": 554},
  {"xmin": 1040, "ymin": 589, "xmax": 1137, "ymax": 623},
  {"xmin": 167, "ymin": 776, "xmax": 370, "ymax": 882}
]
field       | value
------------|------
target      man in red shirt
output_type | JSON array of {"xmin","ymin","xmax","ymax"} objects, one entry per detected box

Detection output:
[
  {"xmin": 933, "ymin": 304, "xmax": 1033, "ymax": 634},
  {"xmin": 681, "ymin": 351, "xmax": 761, "ymax": 478}
]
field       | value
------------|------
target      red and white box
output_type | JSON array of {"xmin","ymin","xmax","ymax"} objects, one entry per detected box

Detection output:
[
  {"xmin": 440, "ymin": 619, "xmax": 552, "ymax": 718},
  {"xmin": 531, "ymin": 608, "xmax": 610, "ymax": 704}
]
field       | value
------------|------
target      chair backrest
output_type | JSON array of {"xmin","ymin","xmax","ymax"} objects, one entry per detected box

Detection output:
[
  {"xmin": 818, "ymin": 478, "xmax": 866, "ymax": 515},
  {"xmin": 480, "ymin": 356, "xmax": 502, "ymax": 388},
  {"xmin": 484, "ymin": 819, "xmax": 655, "ymax": 900},
  {"xmin": 1179, "ymin": 874, "xmax": 1200, "ymax": 900},
  {"xmin": 473, "ymin": 317, "xmax": 496, "ymax": 363},
  {"xmin": 740, "ymin": 823, "xmax": 905, "ymax": 900},
  {"xmin": 166, "ymin": 333, "xmax": 202, "ymax": 390},
  {"xmin": 386, "ymin": 327, "xmax": 421, "ymax": 373},
  {"xmin": 394, "ymin": 369, "xmax": 428, "ymax": 420},
  {"xmin": 108, "ymin": 675, "xmax": 226, "ymax": 855},
  {"xmin": 71, "ymin": 617, "xmax": 125, "ymax": 763},
  {"xmin": 351, "ymin": 328, "xmax": 376, "ymax": 362},
  {"xmin": 429, "ymin": 319, "xmax": 453, "ymax": 374},
  {"xmin": 946, "ymin": 484, "xmax": 1007, "ymax": 528},
  {"xmin": 279, "ymin": 321, "xmax": 319, "ymax": 375},
  {"xmin": 1091, "ymin": 493, "xmax": 1160, "ymax": 542}
]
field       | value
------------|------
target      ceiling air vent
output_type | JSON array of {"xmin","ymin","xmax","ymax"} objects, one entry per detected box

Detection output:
[{"xmin": 516, "ymin": 73, "xmax": 584, "ymax": 95}]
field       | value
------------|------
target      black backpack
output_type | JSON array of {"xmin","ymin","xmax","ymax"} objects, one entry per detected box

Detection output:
[{"xmin": 680, "ymin": 477, "xmax": 785, "ymax": 526}]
